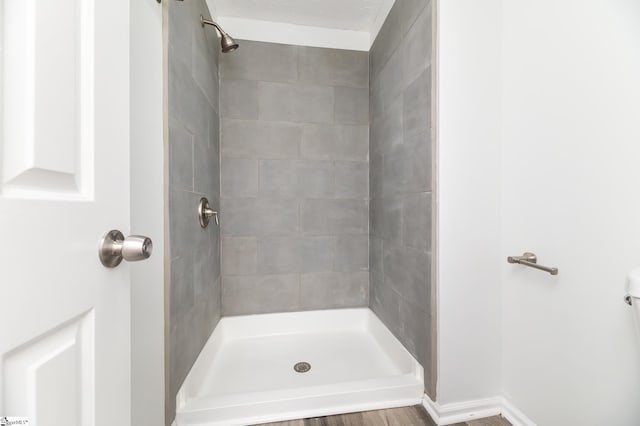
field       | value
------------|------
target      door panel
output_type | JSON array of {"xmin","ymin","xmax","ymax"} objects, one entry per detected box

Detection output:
[
  {"xmin": 0, "ymin": 0, "xmax": 131, "ymax": 424},
  {"xmin": 3, "ymin": 312, "xmax": 94, "ymax": 425},
  {"xmin": 2, "ymin": 0, "xmax": 93, "ymax": 198}
]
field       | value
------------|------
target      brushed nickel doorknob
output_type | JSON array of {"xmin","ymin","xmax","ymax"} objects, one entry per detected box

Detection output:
[{"xmin": 99, "ymin": 230, "xmax": 153, "ymax": 268}]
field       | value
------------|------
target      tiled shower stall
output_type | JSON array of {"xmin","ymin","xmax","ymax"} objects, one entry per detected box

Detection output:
[
  {"xmin": 165, "ymin": 0, "xmax": 434, "ymax": 424},
  {"xmin": 219, "ymin": 41, "xmax": 370, "ymax": 314}
]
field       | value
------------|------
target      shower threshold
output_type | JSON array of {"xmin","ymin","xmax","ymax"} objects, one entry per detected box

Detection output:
[{"xmin": 174, "ymin": 308, "xmax": 424, "ymax": 426}]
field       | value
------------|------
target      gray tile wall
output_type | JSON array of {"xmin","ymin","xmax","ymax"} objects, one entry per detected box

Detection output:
[
  {"xmin": 369, "ymin": 0, "xmax": 435, "ymax": 396},
  {"xmin": 166, "ymin": 0, "xmax": 221, "ymax": 423},
  {"xmin": 219, "ymin": 41, "xmax": 370, "ymax": 315}
]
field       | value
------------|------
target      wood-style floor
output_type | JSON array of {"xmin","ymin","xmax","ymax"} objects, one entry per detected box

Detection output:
[{"xmin": 260, "ymin": 405, "xmax": 511, "ymax": 426}]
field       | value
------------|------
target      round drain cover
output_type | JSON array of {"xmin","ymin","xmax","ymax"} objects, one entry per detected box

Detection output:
[{"xmin": 294, "ymin": 361, "xmax": 311, "ymax": 373}]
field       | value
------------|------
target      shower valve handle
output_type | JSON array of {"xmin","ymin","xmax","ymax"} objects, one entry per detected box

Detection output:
[{"xmin": 198, "ymin": 197, "xmax": 219, "ymax": 227}]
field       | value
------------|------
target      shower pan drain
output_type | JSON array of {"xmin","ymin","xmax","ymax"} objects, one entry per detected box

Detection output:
[{"xmin": 293, "ymin": 362, "xmax": 311, "ymax": 373}]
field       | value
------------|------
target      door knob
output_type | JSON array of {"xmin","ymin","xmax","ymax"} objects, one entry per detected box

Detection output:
[{"xmin": 99, "ymin": 230, "xmax": 153, "ymax": 268}]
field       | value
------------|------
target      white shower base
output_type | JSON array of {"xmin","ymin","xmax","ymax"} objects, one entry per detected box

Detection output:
[{"xmin": 174, "ymin": 308, "xmax": 424, "ymax": 426}]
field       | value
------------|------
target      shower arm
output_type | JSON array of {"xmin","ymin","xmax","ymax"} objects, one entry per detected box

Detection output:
[
  {"xmin": 200, "ymin": 16, "xmax": 226, "ymax": 35},
  {"xmin": 199, "ymin": 15, "xmax": 239, "ymax": 52}
]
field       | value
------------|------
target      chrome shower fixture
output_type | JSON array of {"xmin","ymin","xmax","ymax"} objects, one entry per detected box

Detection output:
[{"xmin": 200, "ymin": 15, "xmax": 239, "ymax": 53}]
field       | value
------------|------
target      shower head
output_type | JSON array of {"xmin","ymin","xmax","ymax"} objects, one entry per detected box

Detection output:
[
  {"xmin": 200, "ymin": 15, "xmax": 239, "ymax": 53},
  {"xmin": 220, "ymin": 33, "xmax": 239, "ymax": 53}
]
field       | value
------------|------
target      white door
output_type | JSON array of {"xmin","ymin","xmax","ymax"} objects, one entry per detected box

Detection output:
[{"xmin": 1, "ymin": 0, "xmax": 133, "ymax": 424}]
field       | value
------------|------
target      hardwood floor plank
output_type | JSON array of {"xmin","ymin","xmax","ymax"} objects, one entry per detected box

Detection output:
[
  {"xmin": 259, "ymin": 405, "xmax": 509, "ymax": 426},
  {"xmin": 466, "ymin": 417, "xmax": 512, "ymax": 426},
  {"xmin": 359, "ymin": 409, "xmax": 389, "ymax": 426},
  {"xmin": 265, "ymin": 420, "xmax": 305, "ymax": 426},
  {"xmin": 385, "ymin": 406, "xmax": 436, "ymax": 426},
  {"xmin": 321, "ymin": 411, "xmax": 368, "ymax": 426}
]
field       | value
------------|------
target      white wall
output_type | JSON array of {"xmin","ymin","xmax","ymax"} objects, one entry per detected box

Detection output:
[
  {"xmin": 206, "ymin": 0, "xmax": 391, "ymax": 50},
  {"xmin": 500, "ymin": 0, "xmax": 640, "ymax": 424},
  {"xmin": 130, "ymin": 0, "xmax": 165, "ymax": 424},
  {"xmin": 439, "ymin": 0, "xmax": 640, "ymax": 424},
  {"xmin": 215, "ymin": 17, "xmax": 370, "ymax": 51},
  {"xmin": 437, "ymin": 0, "xmax": 503, "ymax": 404}
]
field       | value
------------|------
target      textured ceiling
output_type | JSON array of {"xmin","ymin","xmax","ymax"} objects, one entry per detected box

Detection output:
[{"xmin": 215, "ymin": 0, "xmax": 388, "ymax": 33}]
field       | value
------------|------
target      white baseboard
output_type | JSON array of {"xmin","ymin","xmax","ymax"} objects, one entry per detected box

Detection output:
[
  {"xmin": 423, "ymin": 395, "xmax": 536, "ymax": 426},
  {"xmin": 423, "ymin": 396, "xmax": 502, "ymax": 425},
  {"xmin": 501, "ymin": 398, "xmax": 536, "ymax": 426}
]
